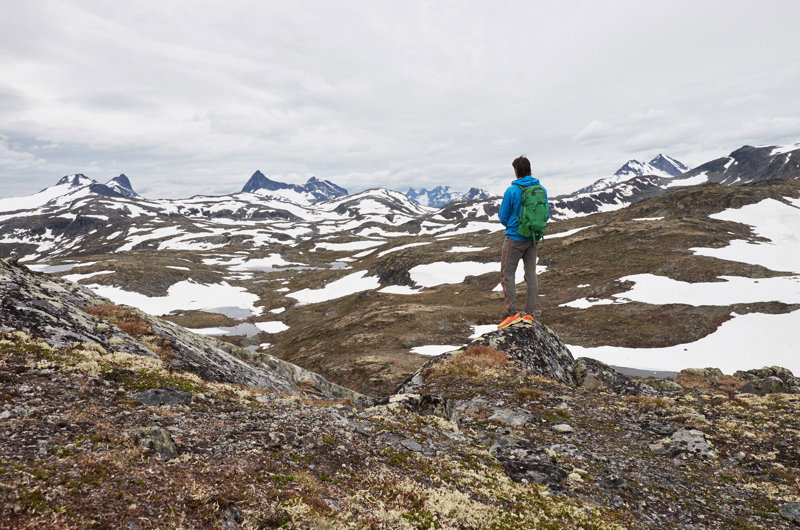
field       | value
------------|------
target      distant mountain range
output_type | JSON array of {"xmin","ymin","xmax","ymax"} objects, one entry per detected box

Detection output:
[
  {"xmin": 577, "ymin": 154, "xmax": 690, "ymax": 194},
  {"xmin": 551, "ymin": 144, "xmax": 800, "ymax": 218},
  {"xmin": 405, "ymin": 186, "xmax": 492, "ymax": 207},
  {"xmin": 1, "ymin": 143, "xmax": 798, "ymax": 257},
  {"xmin": 241, "ymin": 170, "xmax": 348, "ymax": 203}
]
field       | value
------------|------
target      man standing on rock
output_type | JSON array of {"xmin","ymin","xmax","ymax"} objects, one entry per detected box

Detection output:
[{"xmin": 497, "ymin": 155, "xmax": 549, "ymax": 329}]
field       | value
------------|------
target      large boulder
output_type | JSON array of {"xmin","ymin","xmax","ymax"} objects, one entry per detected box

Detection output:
[
  {"xmin": 395, "ymin": 320, "xmax": 577, "ymax": 393},
  {"xmin": 468, "ymin": 321, "xmax": 577, "ymax": 386},
  {"xmin": 738, "ymin": 376, "xmax": 788, "ymax": 396},
  {"xmin": 130, "ymin": 426, "xmax": 178, "ymax": 461}
]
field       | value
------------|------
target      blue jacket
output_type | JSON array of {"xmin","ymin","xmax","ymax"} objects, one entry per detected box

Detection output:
[{"xmin": 498, "ymin": 175, "xmax": 550, "ymax": 241}]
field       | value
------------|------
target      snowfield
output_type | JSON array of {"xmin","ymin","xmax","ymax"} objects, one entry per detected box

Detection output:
[
  {"xmin": 85, "ymin": 280, "xmax": 263, "ymax": 317},
  {"xmin": 613, "ymin": 273, "xmax": 800, "ymax": 306},
  {"xmin": 691, "ymin": 197, "xmax": 800, "ymax": 273},
  {"xmin": 569, "ymin": 309, "xmax": 800, "ymax": 375},
  {"xmin": 287, "ymin": 271, "xmax": 380, "ymax": 305},
  {"xmin": 409, "ymin": 261, "xmax": 497, "ymax": 288}
]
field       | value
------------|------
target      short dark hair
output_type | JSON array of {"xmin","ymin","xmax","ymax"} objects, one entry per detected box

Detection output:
[{"xmin": 512, "ymin": 156, "xmax": 532, "ymax": 178}]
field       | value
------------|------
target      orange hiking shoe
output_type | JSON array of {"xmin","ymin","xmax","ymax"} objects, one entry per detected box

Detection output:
[
  {"xmin": 521, "ymin": 314, "xmax": 534, "ymax": 324},
  {"xmin": 497, "ymin": 313, "xmax": 521, "ymax": 329}
]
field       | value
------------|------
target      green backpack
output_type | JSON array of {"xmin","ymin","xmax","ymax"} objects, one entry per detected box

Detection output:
[{"xmin": 514, "ymin": 183, "xmax": 548, "ymax": 242}]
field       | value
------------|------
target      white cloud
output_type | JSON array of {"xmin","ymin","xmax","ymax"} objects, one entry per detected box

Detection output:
[
  {"xmin": 573, "ymin": 120, "xmax": 614, "ymax": 143},
  {"xmin": 0, "ymin": 1, "xmax": 799, "ymax": 199}
]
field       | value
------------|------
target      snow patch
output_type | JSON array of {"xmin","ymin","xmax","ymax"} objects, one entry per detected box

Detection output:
[
  {"xmin": 377, "ymin": 242, "xmax": 431, "ymax": 257},
  {"xmin": 411, "ymin": 345, "xmax": 460, "ymax": 356},
  {"xmin": 62, "ymin": 270, "xmax": 114, "ymax": 283},
  {"xmin": 254, "ymin": 321, "xmax": 290, "ymax": 333},
  {"xmin": 666, "ymin": 172, "xmax": 708, "ymax": 188},
  {"xmin": 469, "ymin": 324, "xmax": 497, "ymax": 338},
  {"xmin": 378, "ymin": 285, "xmax": 422, "ymax": 295},
  {"xmin": 448, "ymin": 246, "xmax": 488, "ymax": 253},
  {"xmin": 410, "ymin": 261, "xmax": 497, "ymax": 288},
  {"xmin": 613, "ymin": 273, "xmax": 800, "ymax": 306},
  {"xmin": 85, "ymin": 280, "xmax": 263, "ymax": 317},
  {"xmin": 287, "ymin": 271, "xmax": 380, "ymax": 305},
  {"xmin": 547, "ymin": 225, "xmax": 594, "ymax": 239}
]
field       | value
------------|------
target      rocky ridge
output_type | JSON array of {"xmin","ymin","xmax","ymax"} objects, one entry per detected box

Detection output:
[{"xmin": 0, "ymin": 259, "xmax": 364, "ymax": 401}]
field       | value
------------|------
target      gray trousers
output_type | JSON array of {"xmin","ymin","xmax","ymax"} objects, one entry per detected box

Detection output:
[{"xmin": 501, "ymin": 237, "xmax": 538, "ymax": 316}]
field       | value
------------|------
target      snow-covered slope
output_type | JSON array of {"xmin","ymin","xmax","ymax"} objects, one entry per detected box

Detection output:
[
  {"xmin": 0, "ymin": 174, "xmax": 142, "ymax": 213},
  {"xmin": 0, "ymin": 174, "xmax": 94, "ymax": 213},
  {"xmin": 669, "ymin": 143, "xmax": 800, "ymax": 187}
]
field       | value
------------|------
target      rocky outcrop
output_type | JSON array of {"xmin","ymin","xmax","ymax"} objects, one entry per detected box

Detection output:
[
  {"xmin": 490, "ymin": 435, "xmax": 568, "ymax": 487},
  {"xmin": 132, "ymin": 388, "xmax": 193, "ymax": 406},
  {"xmin": 574, "ymin": 357, "xmax": 658, "ymax": 396},
  {"xmin": 396, "ymin": 321, "xmax": 576, "ymax": 394},
  {"xmin": 0, "ymin": 258, "xmax": 367, "ymax": 402},
  {"xmin": 739, "ymin": 376, "xmax": 790, "ymax": 395},
  {"xmin": 469, "ymin": 321, "xmax": 577, "ymax": 385},
  {"xmin": 735, "ymin": 366, "xmax": 800, "ymax": 394}
]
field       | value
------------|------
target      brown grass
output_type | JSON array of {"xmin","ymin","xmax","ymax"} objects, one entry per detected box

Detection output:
[
  {"xmin": 515, "ymin": 388, "xmax": 544, "ymax": 401},
  {"xmin": 424, "ymin": 345, "xmax": 508, "ymax": 378},
  {"xmin": 85, "ymin": 303, "xmax": 174, "ymax": 361},
  {"xmin": 674, "ymin": 373, "xmax": 742, "ymax": 397}
]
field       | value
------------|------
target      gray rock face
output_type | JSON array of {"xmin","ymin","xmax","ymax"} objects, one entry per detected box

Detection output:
[
  {"xmin": 575, "ymin": 357, "xmax": 657, "ymax": 396},
  {"xmin": 132, "ymin": 388, "xmax": 193, "ymax": 406},
  {"xmin": 490, "ymin": 435, "xmax": 567, "ymax": 488},
  {"xmin": 662, "ymin": 428, "xmax": 717, "ymax": 460},
  {"xmin": 780, "ymin": 502, "xmax": 800, "ymax": 524},
  {"xmin": 469, "ymin": 321, "xmax": 577, "ymax": 386},
  {"xmin": 130, "ymin": 426, "xmax": 178, "ymax": 461},
  {"xmin": 552, "ymin": 423, "xmax": 574, "ymax": 434}
]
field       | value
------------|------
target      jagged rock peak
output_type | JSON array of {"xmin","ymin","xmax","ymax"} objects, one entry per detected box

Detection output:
[
  {"xmin": 242, "ymin": 170, "xmax": 281, "ymax": 193},
  {"xmin": 108, "ymin": 173, "xmax": 133, "ymax": 190},
  {"xmin": 105, "ymin": 174, "xmax": 139, "ymax": 198},
  {"xmin": 648, "ymin": 154, "xmax": 690, "ymax": 176},
  {"xmin": 241, "ymin": 170, "xmax": 348, "ymax": 201}
]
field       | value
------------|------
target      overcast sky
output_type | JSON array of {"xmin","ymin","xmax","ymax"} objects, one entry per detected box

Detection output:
[{"xmin": 1, "ymin": 0, "xmax": 799, "ymax": 199}]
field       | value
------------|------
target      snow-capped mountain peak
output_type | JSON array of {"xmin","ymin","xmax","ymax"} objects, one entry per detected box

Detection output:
[
  {"xmin": 56, "ymin": 174, "xmax": 94, "ymax": 187},
  {"xmin": 406, "ymin": 185, "xmax": 491, "ymax": 207},
  {"xmin": 578, "ymin": 155, "xmax": 691, "ymax": 194},
  {"xmin": 648, "ymin": 154, "xmax": 690, "ymax": 176},
  {"xmin": 105, "ymin": 174, "xmax": 139, "ymax": 198}
]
